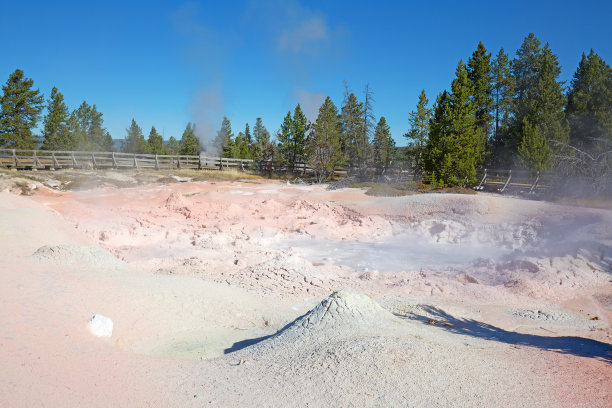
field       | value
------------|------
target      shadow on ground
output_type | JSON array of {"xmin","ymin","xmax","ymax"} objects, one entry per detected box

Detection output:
[
  {"xmin": 396, "ymin": 305, "xmax": 612, "ymax": 363},
  {"xmin": 224, "ymin": 312, "xmax": 309, "ymax": 354}
]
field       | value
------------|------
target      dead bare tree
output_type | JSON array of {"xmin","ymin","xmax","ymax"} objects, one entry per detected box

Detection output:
[{"xmin": 551, "ymin": 139, "xmax": 612, "ymax": 196}]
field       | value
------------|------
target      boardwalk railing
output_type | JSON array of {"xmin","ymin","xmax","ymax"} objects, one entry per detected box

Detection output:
[
  {"xmin": 0, "ymin": 149, "xmax": 257, "ymax": 171},
  {"xmin": 475, "ymin": 168, "xmax": 554, "ymax": 195},
  {"xmin": 0, "ymin": 149, "xmax": 554, "ymax": 195}
]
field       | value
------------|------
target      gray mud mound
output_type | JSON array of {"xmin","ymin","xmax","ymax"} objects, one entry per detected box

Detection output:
[
  {"xmin": 288, "ymin": 290, "xmax": 396, "ymax": 332},
  {"xmin": 246, "ymin": 290, "xmax": 399, "ymax": 356},
  {"xmin": 30, "ymin": 244, "xmax": 128, "ymax": 271},
  {"xmin": 217, "ymin": 290, "xmax": 557, "ymax": 408}
]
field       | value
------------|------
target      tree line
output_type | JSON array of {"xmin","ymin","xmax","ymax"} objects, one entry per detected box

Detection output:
[
  {"xmin": 1, "ymin": 32, "xmax": 610, "ymax": 189},
  {"xmin": 406, "ymin": 33, "xmax": 612, "ymax": 189}
]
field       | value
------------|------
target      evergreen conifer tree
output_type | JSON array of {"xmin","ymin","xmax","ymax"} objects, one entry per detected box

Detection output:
[
  {"xmin": 0, "ymin": 69, "xmax": 44, "ymax": 149},
  {"xmin": 122, "ymin": 119, "xmax": 150, "ymax": 153},
  {"xmin": 489, "ymin": 47, "xmax": 516, "ymax": 166},
  {"xmin": 405, "ymin": 89, "xmax": 431, "ymax": 174},
  {"xmin": 67, "ymin": 101, "xmax": 112, "ymax": 151},
  {"xmin": 566, "ymin": 50, "xmax": 612, "ymax": 150},
  {"xmin": 179, "ymin": 122, "xmax": 201, "ymax": 155},
  {"xmin": 234, "ymin": 131, "xmax": 250, "ymax": 158},
  {"xmin": 252, "ymin": 117, "xmax": 271, "ymax": 159},
  {"xmin": 88, "ymin": 105, "xmax": 113, "ymax": 151},
  {"xmin": 518, "ymin": 118, "xmax": 552, "ymax": 172},
  {"xmin": 41, "ymin": 87, "xmax": 71, "ymax": 150},
  {"xmin": 214, "ymin": 117, "xmax": 234, "ymax": 157},
  {"xmin": 306, "ymin": 96, "xmax": 343, "ymax": 182},
  {"xmin": 357, "ymin": 84, "xmax": 375, "ymax": 175},
  {"xmin": 147, "ymin": 126, "xmax": 165, "ymax": 154},
  {"xmin": 340, "ymin": 83, "xmax": 364, "ymax": 168},
  {"xmin": 372, "ymin": 116, "xmax": 394, "ymax": 175},
  {"xmin": 291, "ymin": 104, "xmax": 308, "ymax": 171},
  {"xmin": 518, "ymin": 43, "xmax": 569, "ymax": 169},
  {"xmin": 467, "ymin": 42, "xmax": 493, "ymax": 136},
  {"xmin": 244, "ymin": 122, "xmax": 252, "ymax": 147},
  {"xmin": 277, "ymin": 111, "xmax": 293, "ymax": 168},
  {"xmin": 425, "ymin": 61, "xmax": 486, "ymax": 186},
  {"xmin": 166, "ymin": 136, "xmax": 179, "ymax": 154},
  {"xmin": 513, "ymin": 33, "xmax": 542, "ymax": 103}
]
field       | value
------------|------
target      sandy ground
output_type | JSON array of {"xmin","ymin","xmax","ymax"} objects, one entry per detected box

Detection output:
[{"xmin": 0, "ymin": 170, "xmax": 611, "ymax": 407}]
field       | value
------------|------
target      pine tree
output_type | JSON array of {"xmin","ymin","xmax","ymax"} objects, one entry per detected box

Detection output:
[
  {"xmin": 179, "ymin": 122, "xmax": 201, "ymax": 155},
  {"xmin": 372, "ymin": 116, "xmax": 395, "ymax": 175},
  {"xmin": 122, "ymin": 119, "xmax": 150, "ymax": 153},
  {"xmin": 214, "ymin": 117, "xmax": 234, "ymax": 157},
  {"xmin": 252, "ymin": 117, "xmax": 271, "ymax": 159},
  {"xmin": 41, "ymin": 87, "xmax": 71, "ymax": 150},
  {"xmin": 566, "ymin": 50, "xmax": 612, "ymax": 150},
  {"xmin": 291, "ymin": 104, "xmax": 308, "ymax": 171},
  {"xmin": 357, "ymin": 84, "xmax": 375, "ymax": 175},
  {"xmin": 424, "ymin": 61, "xmax": 486, "ymax": 186},
  {"xmin": 519, "ymin": 43, "xmax": 569, "ymax": 166},
  {"xmin": 307, "ymin": 96, "xmax": 343, "ymax": 182},
  {"xmin": 507, "ymin": 34, "xmax": 568, "ymax": 168},
  {"xmin": 67, "ymin": 101, "xmax": 112, "ymax": 151},
  {"xmin": 244, "ymin": 122, "xmax": 252, "ymax": 147},
  {"xmin": 88, "ymin": 105, "xmax": 113, "ymax": 151},
  {"xmin": 0, "ymin": 69, "xmax": 44, "ymax": 149},
  {"xmin": 404, "ymin": 89, "xmax": 431, "ymax": 174},
  {"xmin": 276, "ymin": 105, "xmax": 309, "ymax": 173},
  {"xmin": 467, "ymin": 41, "xmax": 493, "ymax": 136},
  {"xmin": 277, "ymin": 111, "xmax": 293, "ymax": 168},
  {"xmin": 147, "ymin": 126, "xmax": 165, "ymax": 154},
  {"xmin": 424, "ymin": 91, "xmax": 451, "ymax": 177},
  {"xmin": 513, "ymin": 33, "xmax": 542, "ymax": 104},
  {"xmin": 242, "ymin": 123, "xmax": 254, "ymax": 158},
  {"xmin": 166, "ymin": 136, "xmax": 179, "ymax": 154},
  {"xmin": 489, "ymin": 47, "xmax": 516, "ymax": 166},
  {"xmin": 234, "ymin": 131, "xmax": 251, "ymax": 158},
  {"xmin": 340, "ymin": 89, "xmax": 364, "ymax": 168},
  {"xmin": 68, "ymin": 102, "xmax": 90, "ymax": 150},
  {"xmin": 518, "ymin": 118, "xmax": 551, "ymax": 172}
]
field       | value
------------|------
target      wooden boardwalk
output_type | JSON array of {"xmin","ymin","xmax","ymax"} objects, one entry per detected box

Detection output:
[
  {"xmin": 0, "ymin": 148, "xmax": 552, "ymax": 195},
  {"xmin": 0, "ymin": 149, "xmax": 254, "ymax": 171}
]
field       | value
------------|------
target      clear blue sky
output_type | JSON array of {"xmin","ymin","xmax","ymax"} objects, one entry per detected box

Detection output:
[{"xmin": 2, "ymin": 0, "xmax": 611, "ymax": 147}]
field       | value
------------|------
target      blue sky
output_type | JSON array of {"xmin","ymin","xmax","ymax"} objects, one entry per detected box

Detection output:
[{"xmin": 1, "ymin": 0, "xmax": 611, "ymax": 146}]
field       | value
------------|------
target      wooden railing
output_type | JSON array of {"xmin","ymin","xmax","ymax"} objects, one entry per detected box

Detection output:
[
  {"xmin": 0, "ymin": 149, "xmax": 554, "ymax": 195},
  {"xmin": 475, "ymin": 169, "xmax": 554, "ymax": 194},
  {"xmin": 0, "ymin": 149, "xmax": 256, "ymax": 171}
]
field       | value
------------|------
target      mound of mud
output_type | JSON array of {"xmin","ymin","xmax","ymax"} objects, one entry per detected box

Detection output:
[
  {"xmin": 162, "ymin": 192, "xmax": 192, "ymax": 217},
  {"xmin": 248, "ymin": 291, "xmax": 399, "ymax": 355},
  {"xmin": 30, "ymin": 244, "xmax": 128, "ymax": 270},
  {"xmin": 288, "ymin": 290, "xmax": 396, "ymax": 332}
]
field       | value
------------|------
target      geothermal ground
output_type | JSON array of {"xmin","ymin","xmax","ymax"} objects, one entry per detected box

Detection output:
[{"xmin": 0, "ymin": 169, "xmax": 611, "ymax": 407}]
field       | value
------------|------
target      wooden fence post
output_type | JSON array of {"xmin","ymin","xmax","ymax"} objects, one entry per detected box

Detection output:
[
  {"xmin": 133, "ymin": 153, "xmax": 138, "ymax": 169},
  {"xmin": 529, "ymin": 171, "xmax": 540, "ymax": 194},
  {"xmin": 112, "ymin": 152, "xmax": 117, "ymax": 169},
  {"xmin": 52, "ymin": 152, "xmax": 59, "ymax": 169},
  {"xmin": 500, "ymin": 170, "xmax": 512, "ymax": 193},
  {"xmin": 71, "ymin": 152, "xmax": 77, "ymax": 168},
  {"xmin": 33, "ymin": 150, "xmax": 40, "ymax": 168},
  {"xmin": 476, "ymin": 169, "xmax": 487, "ymax": 191},
  {"xmin": 91, "ymin": 152, "xmax": 97, "ymax": 169}
]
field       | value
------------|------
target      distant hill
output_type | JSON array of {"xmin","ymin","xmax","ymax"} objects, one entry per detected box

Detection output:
[{"xmin": 112, "ymin": 139, "xmax": 122, "ymax": 151}]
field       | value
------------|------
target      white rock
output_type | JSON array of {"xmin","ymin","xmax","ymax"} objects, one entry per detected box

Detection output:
[{"xmin": 89, "ymin": 314, "xmax": 113, "ymax": 338}]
